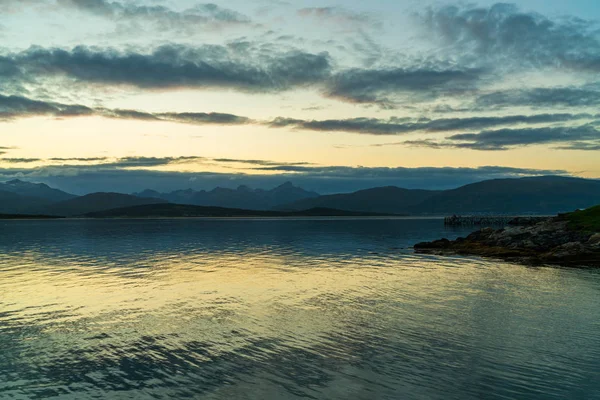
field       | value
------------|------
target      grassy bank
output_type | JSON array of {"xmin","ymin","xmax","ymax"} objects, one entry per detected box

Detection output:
[{"xmin": 565, "ymin": 205, "xmax": 600, "ymax": 232}]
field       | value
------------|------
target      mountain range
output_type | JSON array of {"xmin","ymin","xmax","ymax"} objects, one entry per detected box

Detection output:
[
  {"xmin": 278, "ymin": 176, "xmax": 600, "ymax": 215},
  {"xmin": 1, "ymin": 176, "xmax": 600, "ymax": 218},
  {"xmin": 275, "ymin": 186, "xmax": 440, "ymax": 214},
  {"xmin": 134, "ymin": 182, "xmax": 319, "ymax": 210}
]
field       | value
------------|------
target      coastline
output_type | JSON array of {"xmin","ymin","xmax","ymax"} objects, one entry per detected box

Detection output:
[{"xmin": 415, "ymin": 208, "xmax": 600, "ymax": 267}]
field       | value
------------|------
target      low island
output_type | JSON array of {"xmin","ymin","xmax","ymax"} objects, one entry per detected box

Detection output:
[{"xmin": 415, "ymin": 205, "xmax": 600, "ymax": 267}]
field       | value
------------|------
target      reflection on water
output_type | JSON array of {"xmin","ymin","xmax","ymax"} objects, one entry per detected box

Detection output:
[{"xmin": 1, "ymin": 218, "xmax": 599, "ymax": 399}]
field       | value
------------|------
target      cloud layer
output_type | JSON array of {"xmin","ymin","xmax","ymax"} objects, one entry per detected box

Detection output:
[
  {"xmin": 0, "ymin": 161, "xmax": 571, "ymax": 194},
  {"xmin": 2, "ymin": 93, "xmax": 598, "ymax": 150},
  {"xmin": 418, "ymin": 3, "xmax": 600, "ymax": 72}
]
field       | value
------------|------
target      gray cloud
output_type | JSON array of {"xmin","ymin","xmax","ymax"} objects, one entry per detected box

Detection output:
[
  {"xmin": 104, "ymin": 109, "xmax": 253, "ymax": 125},
  {"xmin": 400, "ymin": 139, "xmax": 509, "ymax": 151},
  {"xmin": 2, "ymin": 2, "xmax": 598, "ymax": 113},
  {"xmin": 1, "ymin": 155, "xmax": 313, "ymax": 170},
  {"xmin": 399, "ymin": 125, "xmax": 600, "ymax": 151},
  {"xmin": 95, "ymin": 156, "xmax": 208, "ymax": 168},
  {"xmin": 3, "ymin": 93, "xmax": 598, "ymax": 145},
  {"xmin": 0, "ymin": 158, "xmax": 41, "ymax": 163},
  {"xmin": 213, "ymin": 158, "xmax": 314, "ymax": 167},
  {"xmin": 0, "ymin": 146, "xmax": 16, "ymax": 156},
  {"xmin": 1, "ymin": 44, "xmax": 484, "ymax": 107},
  {"xmin": 449, "ymin": 125, "xmax": 600, "ymax": 150},
  {"xmin": 0, "ymin": 94, "xmax": 252, "ymax": 126},
  {"xmin": 475, "ymin": 87, "xmax": 600, "ymax": 109},
  {"xmin": 57, "ymin": 0, "xmax": 253, "ymax": 32},
  {"xmin": 418, "ymin": 3, "xmax": 600, "ymax": 72},
  {"xmin": 0, "ymin": 164, "xmax": 572, "ymax": 194},
  {"xmin": 269, "ymin": 113, "xmax": 595, "ymax": 135},
  {"xmin": 326, "ymin": 67, "xmax": 483, "ymax": 106},
  {"xmin": 554, "ymin": 142, "xmax": 600, "ymax": 151},
  {"xmin": 298, "ymin": 7, "xmax": 381, "ymax": 30},
  {"xmin": 7, "ymin": 45, "xmax": 332, "ymax": 93},
  {"xmin": 49, "ymin": 157, "xmax": 108, "ymax": 162},
  {"xmin": 0, "ymin": 94, "xmax": 93, "ymax": 120}
]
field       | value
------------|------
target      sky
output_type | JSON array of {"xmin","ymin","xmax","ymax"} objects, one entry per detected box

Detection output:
[{"xmin": 0, "ymin": 0, "xmax": 599, "ymax": 194}]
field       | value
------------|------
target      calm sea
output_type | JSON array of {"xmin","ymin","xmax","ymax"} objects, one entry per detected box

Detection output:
[{"xmin": 1, "ymin": 218, "xmax": 599, "ymax": 399}]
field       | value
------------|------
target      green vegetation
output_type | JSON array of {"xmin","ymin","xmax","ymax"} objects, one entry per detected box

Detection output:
[{"xmin": 565, "ymin": 205, "xmax": 600, "ymax": 232}]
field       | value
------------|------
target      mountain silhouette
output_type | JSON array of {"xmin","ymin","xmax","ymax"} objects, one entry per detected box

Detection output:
[
  {"xmin": 278, "ymin": 177, "xmax": 600, "ymax": 215},
  {"xmin": 84, "ymin": 204, "xmax": 392, "ymax": 218},
  {"xmin": 408, "ymin": 176, "xmax": 600, "ymax": 214},
  {"xmin": 276, "ymin": 186, "xmax": 440, "ymax": 214},
  {"xmin": 42, "ymin": 193, "xmax": 167, "ymax": 217},
  {"xmin": 134, "ymin": 182, "xmax": 319, "ymax": 210},
  {"xmin": 0, "ymin": 179, "xmax": 75, "ymax": 202},
  {"xmin": 0, "ymin": 190, "xmax": 54, "ymax": 214},
  {"xmin": 4, "ymin": 176, "xmax": 600, "ymax": 217}
]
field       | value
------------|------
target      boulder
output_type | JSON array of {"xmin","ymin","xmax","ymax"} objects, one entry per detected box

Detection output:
[{"xmin": 588, "ymin": 233, "xmax": 600, "ymax": 246}]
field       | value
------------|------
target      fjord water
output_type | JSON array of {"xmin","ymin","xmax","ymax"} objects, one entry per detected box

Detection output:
[{"xmin": 1, "ymin": 219, "xmax": 599, "ymax": 400}]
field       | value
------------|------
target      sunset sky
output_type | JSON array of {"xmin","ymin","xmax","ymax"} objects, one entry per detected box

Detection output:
[{"xmin": 1, "ymin": 0, "xmax": 599, "ymax": 194}]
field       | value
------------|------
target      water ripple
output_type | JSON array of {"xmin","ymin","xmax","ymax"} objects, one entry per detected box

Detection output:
[{"xmin": 1, "ymin": 219, "xmax": 599, "ymax": 399}]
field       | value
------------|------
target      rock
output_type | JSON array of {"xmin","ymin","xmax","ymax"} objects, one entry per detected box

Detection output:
[
  {"xmin": 414, "ymin": 214, "xmax": 600, "ymax": 267},
  {"xmin": 415, "ymin": 238, "xmax": 451, "ymax": 250},
  {"xmin": 508, "ymin": 217, "xmax": 549, "ymax": 226},
  {"xmin": 588, "ymin": 233, "xmax": 600, "ymax": 246},
  {"xmin": 547, "ymin": 242, "xmax": 586, "ymax": 258}
]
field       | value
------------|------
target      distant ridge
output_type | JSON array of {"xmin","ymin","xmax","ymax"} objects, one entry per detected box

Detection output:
[
  {"xmin": 134, "ymin": 181, "xmax": 319, "ymax": 210},
  {"xmin": 3, "ymin": 176, "xmax": 600, "ymax": 217},
  {"xmin": 42, "ymin": 193, "xmax": 167, "ymax": 217},
  {"xmin": 84, "ymin": 204, "xmax": 396, "ymax": 218},
  {"xmin": 275, "ymin": 186, "xmax": 440, "ymax": 214},
  {"xmin": 408, "ymin": 176, "xmax": 600, "ymax": 215},
  {"xmin": 276, "ymin": 176, "xmax": 600, "ymax": 215},
  {"xmin": 0, "ymin": 190, "xmax": 54, "ymax": 215},
  {"xmin": 0, "ymin": 179, "xmax": 75, "ymax": 202}
]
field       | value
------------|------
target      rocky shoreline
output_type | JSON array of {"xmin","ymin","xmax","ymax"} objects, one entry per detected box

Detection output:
[{"xmin": 415, "ymin": 211, "xmax": 600, "ymax": 267}]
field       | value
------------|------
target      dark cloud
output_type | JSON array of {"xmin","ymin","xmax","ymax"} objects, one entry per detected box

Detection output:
[
  {"xmin": 3, "ymin": 92, "xmax": 598, "ymax": 144},
  {"xmin": 96, "ymin": 156, "xmax": 207, "ymax": 168},
  {"xmin": 104, "ymin": 109, "xmax": 254, "ymax": 125},
  {"xmin": 399, "ymin": 125, "xmax": 600, "ymax": 151},
  {"xmin": 213, "ymin": 158, "xmax": 314, "ymax": 167},
  {"xmin": 0, "ymin": 164, "xmax": 572, "ymax": 194},
  {"xmin": 448, "ymin": 125, "xmax": 600, "ymax": 150},
  {"xmin": 298, "ymin": 7, "xmax": 381, "ymax": 30},
  {"xmin": 0, "ymin": 158, "xmax": 41, "ymax": 163},
  {"xmin": 554, "ymin": 142, "xmax": 600, "ymax": 151},
  {"xmin": 326, "ymin": 67, "xmax": 483, "ymax": 106},
  {"xmin": 0, "ymin": 94, "xmax": 93, "ymax": 120},
  {"xmin": 1, "ymin": 45, "xmax": 485, "ymax": 107},
  {"xmin": 269, "ymin": 113, "xmax": 595, "ymax": 135},
  {"xmin": 156, "ymin": 112, "xmax": 252, "ymax": 125},
  {"xmin": 57, "ymin": 0, "xmax": 252, "ymax": 31},
  {"xmin": 0, "ymin": 156, "xmax": 312, "ymax": 170},
  {"xmin": 0, "ymin": 146, "xmax": 16, "ymax": 156},
  {"xmin": 418, "ymin": 3, "xmax": 600, "ymax": 72},
  {"xmin": 0, "ymin": 94, "xmax": 252, "ymax": 126},
  {"xmin": 400, "ymin": 139, "xmax": 509, "ymax": 151},
  {"xmin": 0, "ymin": 0, "xmax": 43, "ymax": 13},
  {"xmin": 8, "ymin": 45, "xmax": 332, "ymax": 93},
  {"xmin": 49, "ymin": 157, "xmax": 108, "ymax": 162},
  {"xmin": 475, "ymin": 87, "xmax": 600, "ymax": 109}
]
